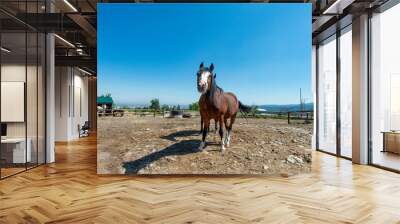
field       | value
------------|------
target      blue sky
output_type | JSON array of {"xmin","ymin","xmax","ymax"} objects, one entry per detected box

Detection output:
[{"xmin": 98, "ymin": 3, "xmax": 311, "ymax": 106}]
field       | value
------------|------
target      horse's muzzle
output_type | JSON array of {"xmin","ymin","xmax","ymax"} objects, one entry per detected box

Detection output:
[{"xmin": 197, "ymin": 84, "xmax": 206, "ymax": 93}]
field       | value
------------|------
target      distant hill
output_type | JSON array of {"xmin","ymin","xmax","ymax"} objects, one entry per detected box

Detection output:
[
  {"xmin": 114, "ymin": 102, "xmax": 313, "ymax": 112},
  {"xmin": 258, "ymin": 103, "xmax": 313, "ymax": 113},
  {"xmin": 114, "ymin": 103, "xmax": 190, "ymax": 110}
]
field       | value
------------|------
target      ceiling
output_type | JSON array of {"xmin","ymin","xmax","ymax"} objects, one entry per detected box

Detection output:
[{"xmin": 0, "ymin": 0, "xmax": 391, "ymax": 75}]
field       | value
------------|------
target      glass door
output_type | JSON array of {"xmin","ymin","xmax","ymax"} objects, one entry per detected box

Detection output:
[
  {"xmin": 1, "ymin": 30, "xmax": 28, "ymax": 178},
  {"xmin": 317, "ymin": 35, "xmax": 337, "ymax": 154},
  {"xmin": 0, "ymin": 1, "xmax": 47, "ymax": 179},
  {"xmin": 370, "ymin": 3, "xmax": 400, "ymax": 171}
]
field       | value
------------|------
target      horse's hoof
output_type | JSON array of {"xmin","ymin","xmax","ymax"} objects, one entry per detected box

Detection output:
[
  {"xmin": 198, "ymin": 142, "xmax": 205, "ymax": 151},
  {"xmin": 224, "ymin": 140, "xmax": 229, "ymax": 147},
  {"xmin": 220, "ymin": 146, "xmax": 226, "ymax": 153}
]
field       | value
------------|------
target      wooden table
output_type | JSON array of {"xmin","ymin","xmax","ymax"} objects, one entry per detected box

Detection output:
[{"xmin": 381, "ymin": 131, "xmax": 400, "ymax": 154}]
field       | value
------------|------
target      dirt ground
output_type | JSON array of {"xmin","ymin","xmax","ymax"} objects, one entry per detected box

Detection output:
[{"xmin": 97, "ymin": 115, "xmax": 312, "ymax": 175}]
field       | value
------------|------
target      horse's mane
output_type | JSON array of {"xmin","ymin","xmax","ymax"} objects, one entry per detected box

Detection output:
[{"xmin": 206, "ymin": 72, "xmax": 223, "ymax": 109}]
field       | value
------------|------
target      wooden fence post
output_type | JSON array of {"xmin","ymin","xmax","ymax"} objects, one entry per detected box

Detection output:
[{"xmin": 287, "ymin": 112, "xmax": 290, "ymax": 124}]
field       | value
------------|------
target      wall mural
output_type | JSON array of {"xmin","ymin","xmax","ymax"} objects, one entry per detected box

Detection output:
[{"xmin": 97, "ymin": 3, "xmax": 312, "ymax": 175}]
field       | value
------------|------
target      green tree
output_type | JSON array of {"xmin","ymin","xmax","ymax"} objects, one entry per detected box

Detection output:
[
  {"xmin": 161, "ymin": 104, "xmax": 170, "ymax": 111},
  {"xmin": 150, "ymin": 98, "xmax": 160, "ymax": 111},
  {"xmin": 177, "ymin": 105, "xmax": 181, "ymax": 110},
  {"xmin": 251, "ymin": 105, "xmax": 259, "ymax": 116},
  {"xmin": 189, "ymin": 102, "xmax": 200, "ymax": 111}
]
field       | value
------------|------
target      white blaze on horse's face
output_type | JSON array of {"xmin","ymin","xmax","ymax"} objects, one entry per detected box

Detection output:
[{"xmin": 198, "ymin": 71, "xmax": 211, "ymax": 94}]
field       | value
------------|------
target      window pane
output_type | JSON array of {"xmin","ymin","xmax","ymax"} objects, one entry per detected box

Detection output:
[
  {"xmin": 27, "ymin": 31, "xmax": 38, "ymax": 169},
  {"xmin": 38, "ymin": 33, "xmax": 45, "ymax": 165},
  {"xmin": 371, "ymin": 3, "xmax": 400, "ymax": 170},
  {"xmin": 318, "ymin": 36, "xmax": 337, "ymax": 154},
  {"xmin": 0, "ymin": 0, "xmax": 46, "ymax": 179},
  {"xmin": 340, "ymin": 28, "xmax": 352, "ymax": 158},
  {"xmin": 1, "ymin": 31, "xmax": 27, "ymax": 177}
]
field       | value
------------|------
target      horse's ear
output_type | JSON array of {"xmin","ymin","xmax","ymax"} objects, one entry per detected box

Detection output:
[
  {"xmin": 199, "ymin": 62, "xmax": 204, "ymax": 69},
  {"xmin": 210, "ymin": 63, "xmax": 214, "ymax": 72}
]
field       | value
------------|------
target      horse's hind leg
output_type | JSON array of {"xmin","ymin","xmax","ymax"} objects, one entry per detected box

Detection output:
[
  {"xmin": 200, "ymin": 116, "xmax": 203, "ymax": 134},
  {"xmin": 219, "ymin": 115, "xmax": 226, "ymax": 153},
  {"xmin": 212, "ymin": 118, "xmax": 219, "ymax": 142},
  {"xmin": 225, "ymin": 114, "xmax": 236, "ymax": 147}
]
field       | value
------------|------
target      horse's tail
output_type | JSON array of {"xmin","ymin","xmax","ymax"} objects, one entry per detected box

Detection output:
[{"xmin": 238, "ymin": 101, "xmax": 252, "ymax": 114}]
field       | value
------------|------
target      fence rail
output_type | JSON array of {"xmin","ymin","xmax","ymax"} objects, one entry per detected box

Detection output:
[
  {"xmin": 286, "ymin": 111, "xmax": 313, "ymax": 124},
  {"xmin": 102, "ymin": 109, "xmax": 314, "ymax": 124}
]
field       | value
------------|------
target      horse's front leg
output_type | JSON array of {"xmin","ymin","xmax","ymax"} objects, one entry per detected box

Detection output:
[
  {"xmin": 199, "ymin": 119, "xmax": 210, "ymax": 151},
  {"xmin": 219, "ymin": 115, "xmax": 226, "ymax": 153}
]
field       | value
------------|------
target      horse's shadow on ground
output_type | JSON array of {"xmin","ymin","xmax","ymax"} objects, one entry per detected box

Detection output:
[
  {"xmin": 122, "ymin": 139, "xmax": 201, "ymax": 174},
  {"xmin": 160, "ymin": 129, "xmax": 200, "ymax": 142},
  {"xmin": 122, "ymin": 129, "xmax": 222, "ymax": 174}
]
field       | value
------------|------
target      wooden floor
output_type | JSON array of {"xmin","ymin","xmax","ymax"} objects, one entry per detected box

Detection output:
[
  {"xmin": 372, "ymin": 150, "xmax": 400, "ymax": 171},
  {"xmin": 1, "ymin": 136, "xmax": 400, "ymax": 223},
  {"xmin": 1, "ymin": 167, "xmax": 26, "ymax": 178}
]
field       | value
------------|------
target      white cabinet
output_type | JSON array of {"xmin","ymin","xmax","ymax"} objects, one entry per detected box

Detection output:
[{"xmin": 1, "ymin": 138, "xmax": 32, "ymax": 163}]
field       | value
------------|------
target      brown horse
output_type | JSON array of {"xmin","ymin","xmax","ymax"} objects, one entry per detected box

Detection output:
[{"xmin": 196, "ymin": 62, "xmax": 250, "ymax": 152}]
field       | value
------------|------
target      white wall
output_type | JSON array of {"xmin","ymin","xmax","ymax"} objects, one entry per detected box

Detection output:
[
  {"xmin": 55, "ymin": 66, "xmax": 69, "ymax": 141},
  {"xmin": 1, "ymin": 65, "xmax": 26, "ymax": 139},
  {"xmin": 0, "ymin": 65, "xmax": 40, "ymax": 138},
  {"xmin": 55, "ymin": 67, "xmax": 89, "ymax": 141},
  {"xmin": 1, "ymin": 63, "xmax": 46, "ymax": 164},
  {"xmin": 70, "ymin": 72, "xmax": 89, "ymax": 138}
]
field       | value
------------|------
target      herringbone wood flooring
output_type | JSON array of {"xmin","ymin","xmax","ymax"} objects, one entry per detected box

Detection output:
[{"xmin": 1, "ymin": 136, "xmax": 400, "ymax": 223}]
